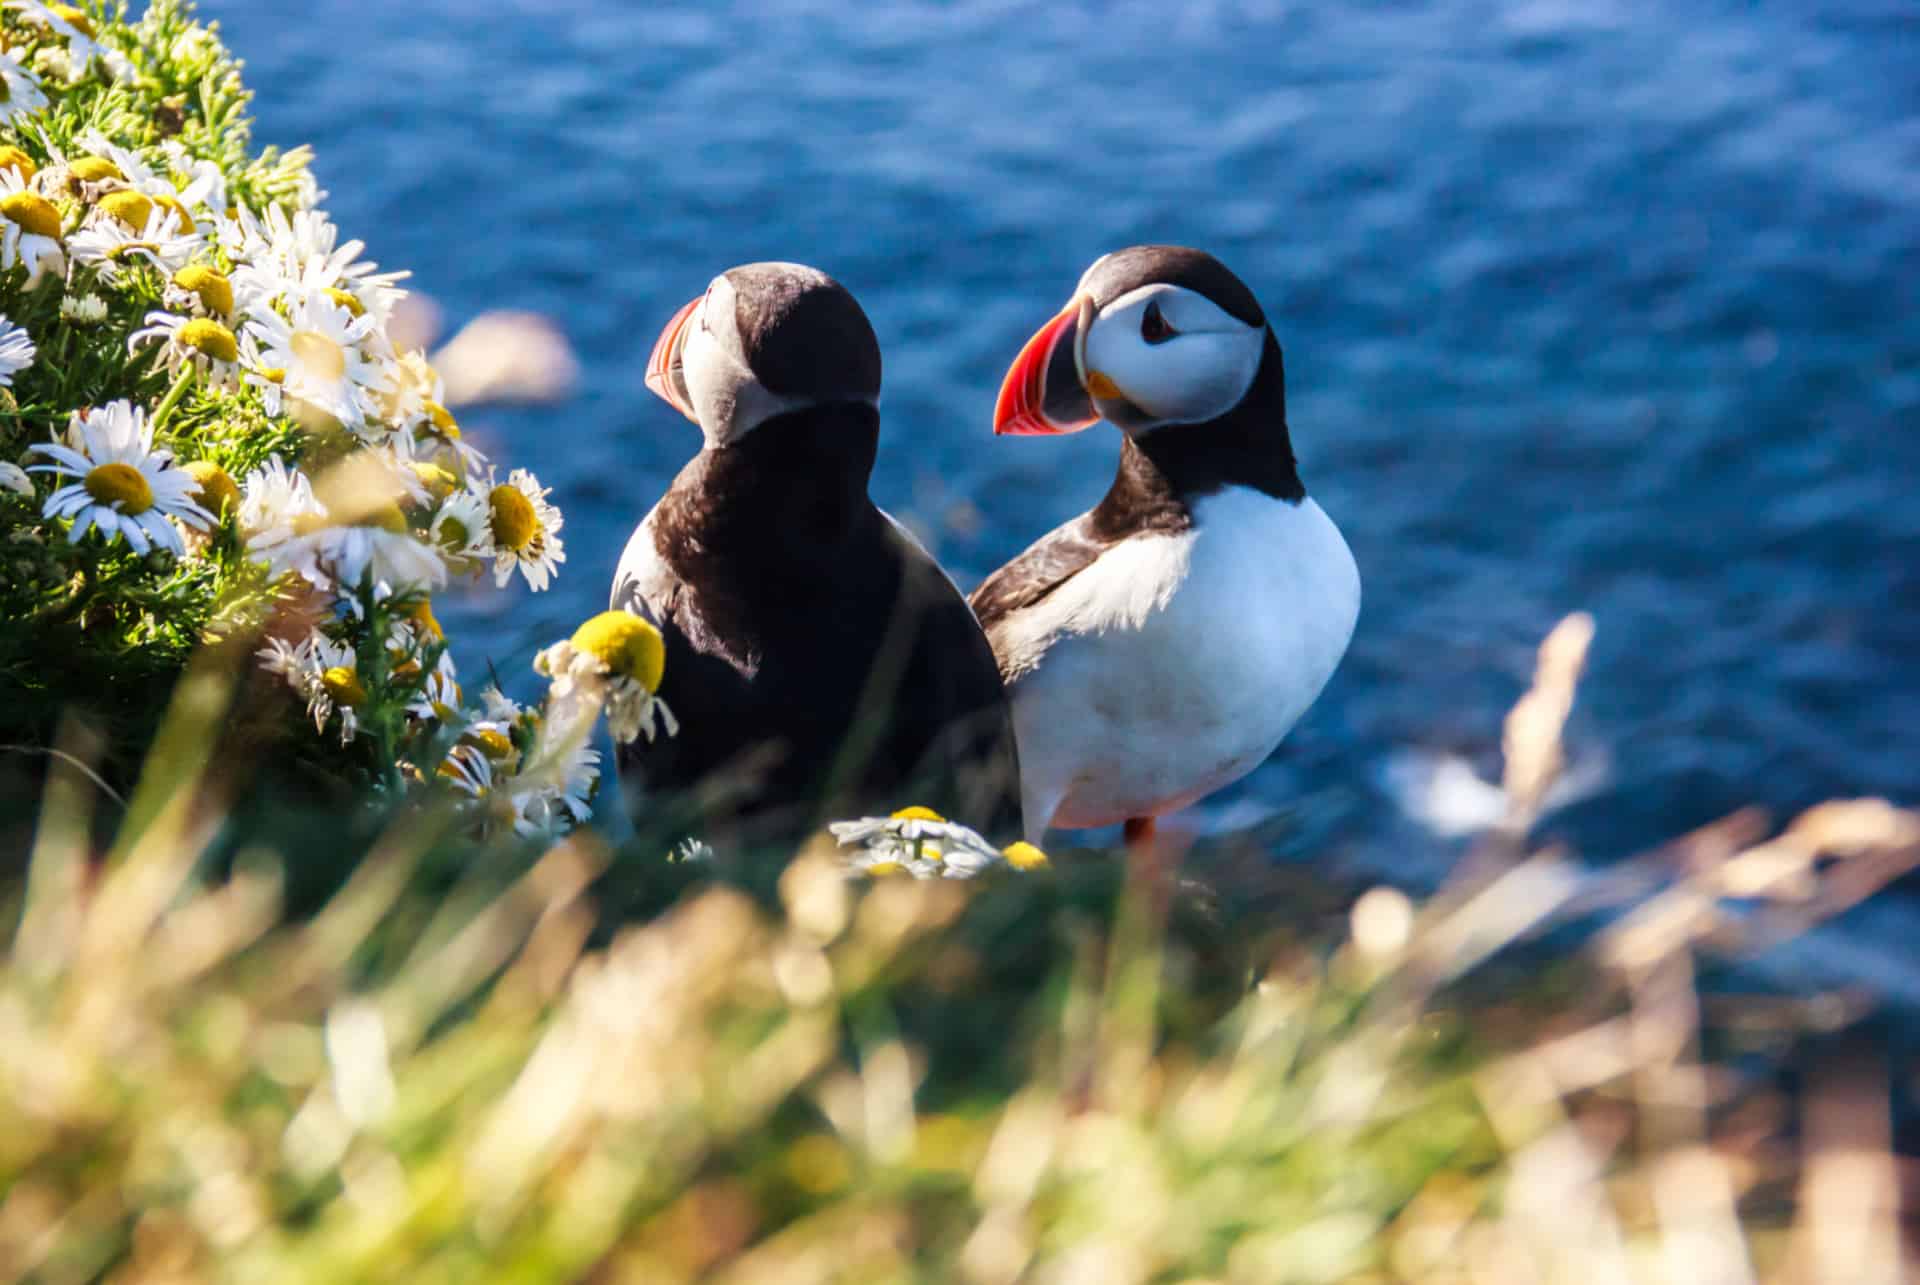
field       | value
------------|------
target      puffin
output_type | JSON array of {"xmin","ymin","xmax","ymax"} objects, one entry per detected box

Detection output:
[
  {"xmin": 970, "ymin": 245, "xmax": 1359, "ymax": 849},
  {"xmin": 612, "ymin": 261, "xmax": 1021, "ymax": 843}
]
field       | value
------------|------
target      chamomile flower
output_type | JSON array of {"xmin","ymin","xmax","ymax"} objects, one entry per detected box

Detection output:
[
  {"xmin": 28, "ymin": 401, "xmax": 214, "ymax": 555},
  {"xmin": 436, "ymin": 740, "xmax": 496, "ymax": 799},
  {"xmin": 273, "ymin": 512, "xmax": 447, "ymax": 594},
  {"xmin": 0, "ymin": 314, "xmax": 35, "ymax": 385},
  {"xmin": 257, "ymin": 630, "xmax": 367, "ymax": 745},
  {"xmin": 0, "ymin": 166, "xmax": 64, "ymax": 286},
  {"xmin": 238, "ymin": 455, "xmax": 327, "ymax": 569},
  {"xmin": 4, "ymin": 2, "xmax": 103, "ymax": 80},
  {"xmin": 482, "ymin": 467, "xmax": 565, "ymax": 591},
  {"xmin": 59, "ymin": 292, "xmax": 107, "ymax": 325},
  {"xmin": 0, "ymin": 460, "xmax": 32, "ymax": 497},
  {"xmin": 66, "ymin": 200, "xmax": 201, "ymax": 283},
  {"xmin": 0, "ymin": 51, "xmax": 47, "ymax": 124},
  {"xmin": 534, "ymin": 610, "xmax": 678, "ymax": 745},
  {"xmin": 165, "ymin": 264, "xmax": 235, "ymax": 318},
  {"xmin": 403, "ymin": 649, "xmax": 461, "ymax": 722},
  {"xmin": 245, "ymin": 292, "xmax": 390, "ymax": 431},
  {"xmin": 128, "ymin": 309, "xmax": 241, "ymax": 388},
  {"xmin": 73, "ymin": 130, "xmax": 208, "ymax": 223},
  {"xmin": 227, "ymin": 202, "xmax": 407, "ymax": 320},
  {"xmin": 507, "ymin": 733, "xmax": 600, "ymax": 837},
  {"xmin": 828, "ymin": 809, "xmax": 1046, "ymax": 881},
  {"xmin": 426, "ymin": 484, "xmax": 491, "ymax": 572}
]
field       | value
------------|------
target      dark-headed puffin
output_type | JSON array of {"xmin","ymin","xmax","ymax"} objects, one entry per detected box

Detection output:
[
  {"xmin": 970, "ymin": 246, "xmax": 1359, "ymax": 847},
  {"xmin": 613, "ymin": 262, "xmax": 1021, "ymax": 842}
]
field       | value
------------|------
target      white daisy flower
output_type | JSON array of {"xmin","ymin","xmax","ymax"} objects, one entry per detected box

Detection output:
[
  {"xmin": 3, "ymin": 1, "xmax": 103, "ymax": 80},
  {"xmin": 164, "ymin": 264, "xmax": 235, "ymax": 319},
  {"xmin": 245, "ymin": 292, "xmax": 391, "ymax": 432},
  {"xmin": 237, "ymin": 330, "xmax": 286, "ymax": 416},
  {"xmin": 437, "ymin": 741, "xmax": 495, "ymax": 799},
  {"xmin": 238, "ymin": 456, "xmax": 327, "ymax": 569},
  {"xmin": 227, "ymin": 203, "xmax": 408, "ymax": 320},
  {"xmin": 257, "ymin": 631, "xmax": 367, "ymax": 745},
  {"xmin": 533, "ymin": 610, "xmax": 677, "ymax": 746},
  {"xmin": 0, "ymin": 314, "xmax": 35, "ymax": 385},
  {"xmin": 28, "ymin": 401, "xmax": 213, "ymax": 556},
  {"xmin": 66, "ymin": 200, "xmax": 201, "ymax": 283},
  {"xmin": 507, "ymin": 733, "xmax": 600, "ymax": 837},
  {"xmin": 426, "ymin": 484, "xmax": 491, "ymax": 573},
  {"xmin": 0, "ymin": 51, "xmax": 47, "ymax": 123},
  {"xmin": 0, "ymin": 167, "xmax": 64, "ymax": 286},
  {"xmin": 403, "ymin": 648, "xmax": 461, "ymax": 722},
  {"xmin": 480, "ymin": 467, "xmax": 564, "ymax": 591},
  {"xmin": 59, "ymin": 292, "xmax": 107, "ymax": 325},
  {"xmin": 160, "ymin": 141, "xmax": 227, "ymax": 218},
  {"xmin": 128, "ymin": 309, "xmax": 241, "ymax": 388},
  {"xmin": 0, "ymin": 460, "xmax": 32, "ymax": 497},
  {"xmin": 828, "ymin": 808, "xmax": 1050, "ymax": 881},
  {"xmin": 266, "ymin": 518, "xmax": 447, "ymax": 595}
]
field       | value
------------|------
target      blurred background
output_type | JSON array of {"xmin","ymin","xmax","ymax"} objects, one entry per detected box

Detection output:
[{"xmin": 202, "ymin": 0, "xmax": 1918, "ymax": 988}]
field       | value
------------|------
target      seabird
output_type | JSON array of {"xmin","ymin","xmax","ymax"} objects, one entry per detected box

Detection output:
[
  {"xmin": 613, "ymin": 262, "xmax": 1021, "ymax": 843},
  {"xmin": 970, "ymin": 245, "xmax": 1359, "ymax": 849}
]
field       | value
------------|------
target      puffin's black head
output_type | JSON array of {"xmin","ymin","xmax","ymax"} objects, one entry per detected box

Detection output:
[
  {"xmin": 994, "ymin": 245, "xmax": 1277, "ymax": 437},
  {"xmin": 646, "ymin": 261, "xmax": 881, "ymax": 446}
]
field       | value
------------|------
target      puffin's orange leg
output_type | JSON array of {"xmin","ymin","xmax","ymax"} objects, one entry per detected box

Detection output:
[{"xmin": 1123, "ymin": 816, "xmax": 1172, "ymax": 917}]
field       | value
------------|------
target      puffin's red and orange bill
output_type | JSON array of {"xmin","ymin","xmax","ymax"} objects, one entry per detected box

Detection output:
[
  {"xmin": 993, "ymin": 296, "xmax": 1100, "ymax": 436},
  {"xmin": 644, "ymin": 294, "xmax": 702, "ymax": 421}
]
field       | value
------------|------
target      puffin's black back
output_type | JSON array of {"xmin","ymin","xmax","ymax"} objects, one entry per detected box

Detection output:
[{"xmin": 614, "ymin": 403, "xmax": 1021, "ymax": 846}]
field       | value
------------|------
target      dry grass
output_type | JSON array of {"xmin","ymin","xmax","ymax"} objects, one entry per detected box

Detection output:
[{"xmin": 0, "ymin": 617, "xmax": 1915, "ymax": 1283}]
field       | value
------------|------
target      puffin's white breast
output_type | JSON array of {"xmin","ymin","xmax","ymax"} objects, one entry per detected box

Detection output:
[{"xmin": 1001, "ymin": 489, "xmax": 1359, "ymax": 833}]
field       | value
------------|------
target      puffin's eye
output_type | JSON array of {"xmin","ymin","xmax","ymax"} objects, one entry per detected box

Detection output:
[{"xmin": 1140, "ymin": 300, "xmax": 1175, "ymax": 344}]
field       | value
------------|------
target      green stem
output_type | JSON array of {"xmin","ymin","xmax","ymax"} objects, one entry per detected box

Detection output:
[{"xmin": 149, "ymin": 366, "xmax": 196, "ymax": 433}]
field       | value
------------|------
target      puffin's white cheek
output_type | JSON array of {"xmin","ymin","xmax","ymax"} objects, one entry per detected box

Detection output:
[{"xmin": 1094, "ymin": 333, "xmax": 1260, "ymax": 425}]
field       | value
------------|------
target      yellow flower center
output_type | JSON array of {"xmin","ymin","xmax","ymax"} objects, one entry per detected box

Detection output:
[
  {"xmin": 291, "ymin": 510, "xmax": 331, "ymax": 537},
  {"xmin": 358, "ymin": 502, "xmax": 408, "ymax": 533},
  {"xmin": 410, "ymin": 460, "xmax": 457, "ymax": 500},
  {"xmin": 435, "ymin": 515, "xmax": 470, "ymax": 552},
  {"xmin": 865, "ymin": 860, "xmax": 903, "ymax": 877},
  {"xmin": 67, "ymin": 156, "xmax": 120, "ymax": 183},
  {"xmin": 0, "ymin": 147, "xmax": 35, "ymax": 183},
  {"xmin": 152, "ymin": 193, "xmax": 193, "ymax": 229},
  {"xmin": 487, "ymin": 483, "xmax": 537, "ymax": 552},
  {"xmin": 176, "ymin": 318, "xmax": 238, "ymax": 364},
  {"xmin": 256, "ymin": 365, "xmax": 287, "ymax": 385},
  {"xmin": 289, "ymin": 330, "xmax": 347, "ymax": 381},
  {"xmin": 568, "ymin": 609, "xmax": 667, "ymax": 693},
  {"xmin": 323, "ymin": 287, "xmax": 364, "ymax": 318},
  {"xmin": 82, "ymin": 462, "xmax": 153, "ymax": 514},
  {"xmin": 172, "ymin": 265, "xmax": 233, "ymax": 316},
  {"xmin": 0, "ymin": 191, "xmax": 60, "ymax": 240},
  {"xmin": 890, "ymin": 805, "xmax": 945, "ymax": 823},
  {"xmin": 182, "ymin": 460, "xmax": 238, "ymax": 517},
  {"xmin": 1002, "ymin": 841, "xmax": 1050, "ymax": 871},
  {"xmin": 425, "ymin": 400, "xmax": 460, "ymax": 439},
  {"xmin": 473, "ymin": 727, "xmax": 514, "ymax": 761},
  {"xmin": 97, "ymin": 189, "xmax": 154, "ymax": 231},
  {"xmin": 319, "ymin": 665, "xmax": 367, "ymax": 708},
  {"xmin": 50, "ymin": 4, "xmax": 95, "ymax": 36},
  {"xmin": 405, "ymin": 596, "xmax": 444, "ymax": 640}
]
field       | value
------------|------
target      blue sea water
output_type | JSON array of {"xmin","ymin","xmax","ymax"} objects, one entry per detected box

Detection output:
[{"xmin": 204, "ymin": 2, "xmax": 1919, "ymax": 983}]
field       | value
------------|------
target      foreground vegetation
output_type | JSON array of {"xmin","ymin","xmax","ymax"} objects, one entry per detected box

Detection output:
[{"xmin": 3, "ymin": 617, "xmax": 1914, "ymax": 1283}]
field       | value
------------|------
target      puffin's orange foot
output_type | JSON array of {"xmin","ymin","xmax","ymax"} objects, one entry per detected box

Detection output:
[{"xmin": 1123, "ymin": 816, "xmax": 1173, "ymax": 916}]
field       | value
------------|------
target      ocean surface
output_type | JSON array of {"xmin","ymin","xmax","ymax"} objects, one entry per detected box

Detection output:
[{"xmin": 204, "ymin": 2, "xmax": 1919, "ymax": 994}]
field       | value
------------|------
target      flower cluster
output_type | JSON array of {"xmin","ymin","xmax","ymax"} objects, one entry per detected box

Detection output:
[
  {"xmin": 0, "ymin": 1, "xmax": 613, "ymax": 834},
  {"xmin": 830, "ymin": 806, "xmax": 1050, "ymax": 880}
]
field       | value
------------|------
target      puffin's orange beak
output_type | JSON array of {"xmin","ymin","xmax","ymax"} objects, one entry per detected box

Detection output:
[
  {"xmin": 644, "ymin": 294, "xmax": 701, "ymax": 422},
  {"xmin": 993, "ymin": 295, "xmax": 1100, "ymax": 436}
]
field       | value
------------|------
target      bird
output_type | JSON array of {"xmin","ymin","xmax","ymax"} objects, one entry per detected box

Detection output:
[
  {"xmin": 969, "ymin": 245, "xmax": 1359, "ymax": 852},
  {"xmin": 612, "ymin": 261, "xmax": 1021, "ymax": 845}
]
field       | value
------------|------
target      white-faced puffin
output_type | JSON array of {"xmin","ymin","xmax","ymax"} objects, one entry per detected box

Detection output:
[
  {"xmin": 970, "ymin": 246, "xmax": 1359, "ymax": 849},
  {"xmin": 612, "ymin": 262, "xmax": 1021, "ymax": 842}
]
